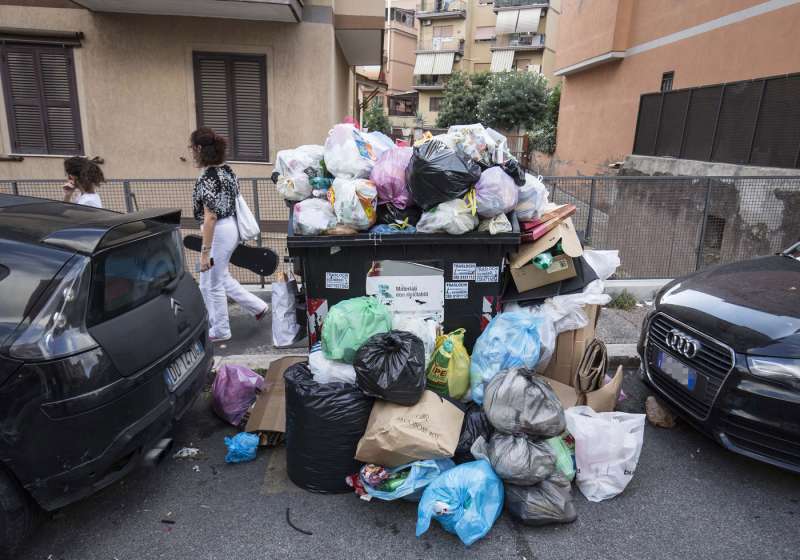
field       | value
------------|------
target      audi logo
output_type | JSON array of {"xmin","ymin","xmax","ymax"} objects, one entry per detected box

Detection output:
[{"xmin": 667, "ymin": 329, "xmax": 700, "ymax": 358}]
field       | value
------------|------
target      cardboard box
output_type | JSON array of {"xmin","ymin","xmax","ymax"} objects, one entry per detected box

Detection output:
[
  {"xmin": 542, "ymin": 304, "xmax": 600, "ymax": 386},
  {"xmin": 245, "ymin": 356, "xmax": 306, "ymax": 444},
  {"xmin": 542, "ymin": 366, "xmax": 623, "ymax": 413},
  {"xmin": 510, "ymin": 217, "xmax": 583, "ymax": 292}
]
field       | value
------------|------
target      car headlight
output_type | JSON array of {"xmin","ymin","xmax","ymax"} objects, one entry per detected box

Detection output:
[{"xmin": 747, "ymin": 356, "xmax": 800, "ymax": 389}]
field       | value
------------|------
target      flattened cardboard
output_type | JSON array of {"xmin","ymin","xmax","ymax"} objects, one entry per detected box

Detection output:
[
  {"xmin": 503, "ymin": 257, "xmax": 599, "ymax": 304},
  {"xmin": 245, "ymin": 356, "xmax": 306, "ymax": 437},
  {"xmin": 510, "ymin": 218, "xmax": 583, "ymax": 292},
  {"xmin": 510, "ymin": 254, "xmax": 576, "ymax": 292},
  {"xmin": 542, "ymin": 305, "xmax": 600, "ymax": 386},
  {"xmin": 540, "ymin": 366, "xmax": 622, "ymax": 413}
]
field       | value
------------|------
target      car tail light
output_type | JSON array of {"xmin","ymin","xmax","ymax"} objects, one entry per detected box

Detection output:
[{"xmin": 9, "ymin": 255, "xmax": 98, "ymax": 360}]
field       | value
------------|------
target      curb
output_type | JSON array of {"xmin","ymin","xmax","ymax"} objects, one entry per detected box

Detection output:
[{"xmin": 607, "ymin": 344, "xmax": 641, "ymax": 369}]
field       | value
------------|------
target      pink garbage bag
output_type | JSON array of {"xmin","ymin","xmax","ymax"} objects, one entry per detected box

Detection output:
[
  {"xmin": 370, "ymin": 146, "xmax": 413, "ymax": 209},
  {"xmin": 211, "ymin": 365, "xmax": 264, "ymax": 426}
]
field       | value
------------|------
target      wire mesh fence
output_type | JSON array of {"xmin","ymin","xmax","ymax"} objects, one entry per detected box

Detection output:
[{"xmin": 2, "ymin": 174, "xmax": 798, "ymax": 281}]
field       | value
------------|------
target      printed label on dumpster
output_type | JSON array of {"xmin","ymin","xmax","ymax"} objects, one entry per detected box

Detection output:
[
  {"xmin": 452, "ymin": 263, "xmax": 476, "ymax": 281},
  {"xmin": 475, "ymin": 266, "xmax": 499, "ymax": 283},
  {"xmin": 366, "ymin": 273, "xmax": 444, "ymax": 322},
  {"xmin": 445, "ymin": 282, "xmax": 469, "ymax": 300},
  {"xmin": 325, "ymin": 272, "xmax": 350, "ymax": 290}
]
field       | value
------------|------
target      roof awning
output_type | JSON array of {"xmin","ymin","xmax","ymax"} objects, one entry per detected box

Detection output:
[
  {"xmin": 0, "ymin": 28, "xmax": 83, "ymax": 46},
  {"xmin": 490, "ymin": 49, "xmax": 514, "ymax": 72},
  {"xmin": 413, "ymin": 53, "xmax": 435, "ymax": 75},
  {"xmin": 431, "ymin": 52, "xmax": 455, "ymax": 75},
  {"xmin": 495, "ymin": 8, "xmax": 542, "ymax": 34}
]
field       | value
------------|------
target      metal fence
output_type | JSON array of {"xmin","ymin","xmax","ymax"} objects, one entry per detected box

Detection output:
[
  {"xmin": 633, "ymin": 73, "xmax": 800, "ymax": 169},
  {"xmin": 3, "ymin": 174, "xmax": 799, "ymax": 281}
]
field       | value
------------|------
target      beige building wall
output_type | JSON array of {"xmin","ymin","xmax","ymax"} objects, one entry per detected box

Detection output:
[
  {"xmin": 386, "ymin": 26, "xmax": 417, "ymax": 93},
  {"xmin": 0, "ymin": 3, "xmax": 356, "ymax": 179},
  {"xmin": 553, "ymin": 0, "xmax": 800, "ymax": 175}
]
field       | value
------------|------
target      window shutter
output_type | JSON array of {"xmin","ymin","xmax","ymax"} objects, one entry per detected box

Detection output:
[
  {"xmin": 39, "ymin": 49, "xmax": 82, "ymax": 154},
  {"xmin": 3, "ymin": 47, "xmax": 46, "ymax": 153},
  {"xmin": 194, "ymin": 56, "xmax": 232, "ymax": 142}
]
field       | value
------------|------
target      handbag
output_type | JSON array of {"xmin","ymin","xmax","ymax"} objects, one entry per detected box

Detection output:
[{"xmin": 208, "ymin": 165, "xmax": 261, "ymax": 241}]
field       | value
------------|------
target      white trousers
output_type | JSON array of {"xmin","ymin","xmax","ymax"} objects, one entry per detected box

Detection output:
[{"xmin": 200, "ymin": 217, "xmax": 267, "ymax": 338}]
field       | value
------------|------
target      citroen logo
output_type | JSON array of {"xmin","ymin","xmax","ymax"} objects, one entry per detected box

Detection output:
[
  {"xmin": 170, "ymin": 297, "xmax": 183, "ymax": 317},
  {"xmin": 667, "ymin": 329, "xmax": 700, "ymax": 359}
]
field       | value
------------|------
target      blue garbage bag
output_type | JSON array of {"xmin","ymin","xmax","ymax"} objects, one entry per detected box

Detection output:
[
  {"xmin": 370, "ymin": 224, "xmax": 417, "ymax": 235},
  {"xmin": 416, "ymin": 459, "xmax": 504, "ymax": 546},
  {"xmin": 224, "ymin": 432, "xmax": 259, "ymax": 463},
  {"xmin": 362, "ymin": 459, "xmax": 455, "ymax": 502},
  {"xmin": 469, "ymin": 312, "xmax": 544, "ymax": 405}
]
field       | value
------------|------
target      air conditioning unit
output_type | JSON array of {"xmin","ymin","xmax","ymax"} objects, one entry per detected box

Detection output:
[
  {"xmin": 526, "ymin": 64, "xmax": 542, "ymax": 74},
  {"xmin": 422, "ymin": 20, "xmax": 433, "ymax": 26}
]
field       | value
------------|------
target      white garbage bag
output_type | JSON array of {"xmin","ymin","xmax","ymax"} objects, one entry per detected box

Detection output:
[
  {"xmin": 416, "ymin": 199, "xmax": 478, "ymax": 235},
  {"xmin": 564, "ymin": 406, "xmax": 646, "ymax": 502},
  {"xmin": 330, "ymin": 177, "xmax": 377, "ymax": 231},
  {"xmin": 392, "ymin": 315, "xmax": 439, "ymax": 369},
  {"xmin": 324, "ymin": 123, "xmax": 378, "ymax": 179},
  {"xmin": 516, "ymin": 174, "xmax": 549, "ymax": 221},
  {"xmin": 275, "ymin": 145, "xmax": 325, "ymax": 201},
  {"xmin": 364, "ymin": 131, "xmax": 395, "ymax": 158},
  {"xmin": 271, "ymin": 274, "xmax": 300, "ymax": 347},
  {"xmin": 292, "ymin": 198, "xmax": 337, "ymax": 236},
  {"xmin": 582, "ymin": 250, "xmax": 621, "ymax": 281},
  {"xmin": 309, "ymin": 346, "xmax": 357, "ymax": 384},
  {"xmin": 478, "ymin": 213, "xmax": 513, "ymax": 235}
]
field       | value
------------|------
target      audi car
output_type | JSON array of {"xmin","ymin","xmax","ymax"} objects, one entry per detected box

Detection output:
[
  {"xmin": 0, "ymin": 195, "xmax": 212, "ymax": 557},
  {"xmin": 638, "ymin": 241, "xmax": 800, "ymax": 472}
]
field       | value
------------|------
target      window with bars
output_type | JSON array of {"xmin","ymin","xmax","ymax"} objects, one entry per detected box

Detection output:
[
  {"xmin": 0, "ymin": 43, "xmax": 83, "ymax": 155},
  {"xmin": 429, "ymin": 96, "xmax": 443, "ymax": 112},
  {"xmin": 193, "ymin": 52, "xmax": 269, "ymax": 162},
  {"xmin": 661, "ymin": 71, "xmax": 674, "ymax": 92}
]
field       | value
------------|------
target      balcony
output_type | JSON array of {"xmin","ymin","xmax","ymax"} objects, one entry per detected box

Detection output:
[
  {"xmin": 491, "ymin": 33, "xmax": 545, "ymax": 51},
  {"xmin": 417, "ymin": 0, "xmax": 467, "ymax": 20},
  {"xmin": 416, "ymin": 37, "xmax": 464, "ymax": 54},
  {"xmin": 494, "ymin": 0, "xmax": 549, "ymax": 9},
  {"xmin": 72, "ymin": 0, "xmax": 304, "ymax": 22},
  {"xmin": 414, "ymin": 75, "xmax": 449, "ymax": 90}
]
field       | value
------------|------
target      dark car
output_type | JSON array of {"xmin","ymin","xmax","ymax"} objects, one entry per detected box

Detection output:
[
  {"xmin": 0, "ymin": 195, "xmax": 212, "ymax": 557},
  {"xmin": 638, "ymin": 242, "xmax": 800, "ymax": 472}
]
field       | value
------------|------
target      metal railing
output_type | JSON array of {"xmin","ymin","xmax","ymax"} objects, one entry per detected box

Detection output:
[
  {"xmin": 494, "ymin": 0, "xmax": 549, "ymax": 8},
  {"xmin": 413, "ymin": 75, "xmax": 449, "ymax": 88},
  {"xmin": 416, "ymin": 37, "xmax": 464, "ymax": 53},
  {"xmin": 3, "ymin": 174, "xmax": 798, "ymax": 281},
  {"xmin": 417, "ymin": 0, "xmax": 467, "ymax": 16},
  {"xmin": 493, "ymin": 33, "xmax": 545, "ymax": 49}
]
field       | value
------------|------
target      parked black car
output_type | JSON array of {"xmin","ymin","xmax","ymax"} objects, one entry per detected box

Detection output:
[
  {"xmin": 639, "ymin": 242, "xmax": 800, "ymax": 472},
  {"xmin": 0, "ymin": 195, "xmax": 212, "ymax": 558}
]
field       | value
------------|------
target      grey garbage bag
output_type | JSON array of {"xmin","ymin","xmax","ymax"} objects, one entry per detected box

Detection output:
[
  {"xmin": 470, "ymin": 433, "xmax": 556, "ymax": 486},
  {"xmin": 504, "ymin": 478, "xmax": 577, "ymax": 526},
  {"xmin": 483, "ymin": 369, "xmax": 566, "ymax": 438}
]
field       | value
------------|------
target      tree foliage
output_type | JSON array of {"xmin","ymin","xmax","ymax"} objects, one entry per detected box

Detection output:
[
  {"xmin": 364, "ymin": 98, "xmax": 391, "ymax": 135},
  {"xmin": 529, "ymin": 83, "xmax": 561, "ymax": 154},
  {"xmin": 435, "ymin": 71, "xmax": 489, "ymax": 128},
  {"xmin": 477, "ymin": 71, "xmax": 549, "ymax": 131}
]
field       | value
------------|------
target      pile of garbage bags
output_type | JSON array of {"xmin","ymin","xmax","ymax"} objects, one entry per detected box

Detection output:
[{"xmin": 278, "ymin": 122, "xmax": 547, "ymax": 238}]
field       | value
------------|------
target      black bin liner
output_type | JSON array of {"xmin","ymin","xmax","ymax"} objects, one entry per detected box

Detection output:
[
  {"xmin": 354, "ymin": 330, "xmax": 426, "ymax": 406},
  {"xmin": 377, "ymin": 203, "xmax": 422, "ymax": 227},
  {"xmin": 284, "ymin": 362, "xmax": 374, "ymax": 493},
  {"xmin": 504, "ymin": 479, "xmax": 577, "ymax": 526},
  {"xmin": 453, "ymin": 402, "xmax": 494, "ymax": 464},
  {"xmin": 406, "ymin": 139, "xmax": 482, "ymax": 211}
]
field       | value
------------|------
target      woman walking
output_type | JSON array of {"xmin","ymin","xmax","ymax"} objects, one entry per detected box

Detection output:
[
  {"xmin": 190, "ymin": 127, "xmax": 268, "ymax": 342},
  {"xmin": 62, "ymin": 157, "xmax": 104, "ymax": 208}
]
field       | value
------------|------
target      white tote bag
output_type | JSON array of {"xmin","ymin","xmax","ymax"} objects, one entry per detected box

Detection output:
[
  {"xmin": 565, "ymin": 406, "xmax": 646, "ymax": 502},
  {"xmin": 271, "ymin": 273, "xmax": 301, "ymax": 347},
  {"xmin": 235, "ymin": 194, "xmax": 260, "ymax": 241}
]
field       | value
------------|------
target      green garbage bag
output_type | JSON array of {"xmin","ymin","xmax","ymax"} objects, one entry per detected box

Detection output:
[
  {"xmin": 546, "ymin": 435, "xmax": 575, "ymax": 482},
  {"xmin": 321, "ymin": 297, "xmax": 392, "ymax": 363}
]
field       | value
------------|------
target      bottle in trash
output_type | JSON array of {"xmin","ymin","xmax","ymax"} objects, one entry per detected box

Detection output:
[
  {"xmin": 427, "ymin": 338, "xmax": 454, "ymax": 396},
  {"xmin": 533, "ymin": 251, "xmax": 553, "ymax": 270}
]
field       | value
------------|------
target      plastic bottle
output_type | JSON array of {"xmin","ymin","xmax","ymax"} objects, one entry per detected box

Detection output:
[{"xmin": 533, "ymin": 251, "xmax": 553, "ymax": 270}]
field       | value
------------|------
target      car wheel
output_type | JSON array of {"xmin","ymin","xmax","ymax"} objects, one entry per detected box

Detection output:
[{"xmin": 0, "ymin": 470, "xmax": 34, "ymax": 560}]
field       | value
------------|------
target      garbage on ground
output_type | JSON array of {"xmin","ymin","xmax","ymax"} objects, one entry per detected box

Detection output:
[
  {"xmin": 392, "ymin": 315, "xmax": 438, "ymax": 369},
  {"xmin": 565, "ymin": 406, "xmax": 646, "ymax": 502},
  {"xmin": 354, "ymin": 330, "xmax": 427, "ymax": 406},
  {"xmin": 356, "ymin": 390, "xmax": 464, "ymax": 468},
  {"xmin": 482, "ymin": 368, "xmax": 566, "ymax": 439},
  {"xmin": 510, "ymin": 216, "xmax": 583, "ymax": 293},
  {"xmin": 224, "ymin": 432, "xmax": 260, "ymax": 464},
  {"xmin": 324, "ymin": 123, "xmax": 379, "ymax": 179},
  {"xmin": 173, "ymin": 447, "xmax": 200, "ymax": 459},
  {"xmin": 504, "ymin": 477, "xmax": 577, "ymax": 526},
  {"xmin": 321, "ymin": 296, "xmax": 393, "ymax": 363},
  {"xmin": 426, "ymin": 328, "xmax": 470, "ymax": 399},
  {"xmin": 478, "ymin": 213, "xmax": 513, "ymax": 235},
  {"xmin": 415, "ymin": 198, "xmax": 479, "ymax": 235},
  {"xmin": 454, "ymin": 402, "xmax": 494, "ymax": 464},
  {"xmin": 646, "ymin": 396, "xmax": 677, "ymax": 428},
  {"xmin": 474, "ymin": 166, "xmax": 518, "ymax": 218},
  {"xmin": 309, "ymin": 344, "xmax": 357, "ymax": 384},
  {"xmin": 359, "ymin": 459, "xmax": 455, "ymax": 502},
  {"xmin": 514, "ymin": 174, "xmax": 549, "ymax": 221},
  {"xmin": 371, "ymin": 147, "xmax": 413, "ymax": 208},
  {"xmin": 245, "ymin": 356, "xmax": 306, "ymax": 444},
  {"xmin": 416, "ymin": 459, "xmax": 504, "ymax": 546},
  {"xmin": 469, "ymin": 312, "xmax": 547, "ymax": 405},
  {"xmin": 211, "ymin": 364, "xmax": 265, "ymax": 427},
  {"xmin": 376, "ymin": 202, "xmax": 421, "ymax": 227},
  {"xmin": 284, "ymin": 362, "xmax": 374, "ymax": 493},
  {"xmin": 274, "ymin": 144, "xmax": 325, "ymax": 201},
  {"xmin": 272, "ymin": 272, "xmax": 301, "ymax": 347},
  {"xmin": 292, "ymin": 197, "xmax": 337, "ymax": 236},
  {"xmin": 330, "ymin": 177, "xmax": 377, "ymax": 231},
  {"xmin": 406, "ymin": 139, "xmax": 482, "ymax": 211},
  {"xmin": 471, "ymin": 433, "xmax": 556, "ymax": 486}
]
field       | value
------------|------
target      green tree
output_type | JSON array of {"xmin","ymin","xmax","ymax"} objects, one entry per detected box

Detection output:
[
  {"xmin": 435, "ymin": 71, "xmax": 490, "ymax": 128},
  {"xmin": 477, "ymin": 71, "xmax": 549, "ymax": 132},
  {"xmin": 364, "ymin": 98, "xmax": 391, "ymax": 135},
  {"xmin": 529, "ymin": 83, "xmax": 561, "ymax": 154}
]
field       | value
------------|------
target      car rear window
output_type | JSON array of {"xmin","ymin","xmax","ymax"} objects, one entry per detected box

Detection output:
[{"xmin": 89, "ymin": 230, "xmax": 184, "ymax": 325}]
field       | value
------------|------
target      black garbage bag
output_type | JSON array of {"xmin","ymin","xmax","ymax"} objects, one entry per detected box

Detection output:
[
  {"xmin": 354, "ymin": 330, "xmax": 426, "ymax": 406},
  {"xmin": 406, "ymin": 139, "xmax": 482, "ymax": 211},
  {"xmin": 504, "ymin": 478, "xmax": 578, "ymax": 526},
  {"xmin": 454, "ymin": 402, "xmax": 494, "ymax": 464},
  {"xmin": 377, "ymin": 203, "xmax": 423, "ymax": 227},
  {"xmin": 471, "ymin": 433, "xmax": 556, "ymax": 485},
  {"xmin": 284, "ymin": 363, "xmax": 374, "ymax": 493},
  {"xmin": 501, "ymin": 158, "xmax": 526, "ymax": 186},
  {"xmin": 483, "ymin": 369, "xmax": 566, "ymax": 438}
]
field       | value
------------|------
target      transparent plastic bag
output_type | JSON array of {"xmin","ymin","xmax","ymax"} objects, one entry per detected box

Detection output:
[
  {"xmin": 474, "ymin": 166, "xmax": 518, "ymax": 218},
  {"xmin": 309, "ymin": 345, "xmax": 357, "ymax": 384},
  {"xmin": 324, "ymin": 123, "xmax": 377, "ymax": 178},
  {"xmin": 416, "ymin": 199, "xmax": 478, "ymax": 235},
  {"xmin": 516, "ymin": 174, "xmax": 549, "ymax": 221},
  {"xmin": 364, "ymin": 131, "xmax": 395, "ymax": 158},
  {"xmin": 582, "ymin": 250, "xmax": 621, "ymax": 281},
  {"xmin": 274, "ymin": 144, "xmax": 324, "ymax": 201},
  {"xmin": 469, "ymin": 312, "xmax": 545, "ymax": 404},
  {"xmin": 392, "ymin": 315, "xmax": 439, "ymax": 369},
  {"xmin": 330, "ymin": 177, "xmax": 377, "ymax": 231},
  {"xmin": 478, "ymin": 213, "xmax": 512, "ymax": 235},
  {"xmin": 448, "ymin": 124, "xmax": 497, "ymax": 166},
  {"xmin": 292, "ymin": 198, "xmax": 337, "ymax": 236},
  {"xmin": 361, "ymin": 459, "xmax": 455, "ymax": 502},
  {"xmin": 504, "ymin": 478, "xmax": 577, "ymax": 526},
  {"xmin": 370, "ymin": 147, "xmax": 413, "ymax": 208},
  {"xmin": 482, "ymin": 368, "xmax": 566, "ymax": 438},
  {"xmin": 471, "ymin": 433, "xmax": 556, "ymax": 486}
]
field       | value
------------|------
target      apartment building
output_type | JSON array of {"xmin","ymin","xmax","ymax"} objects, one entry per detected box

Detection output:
[
  {"xmin": 413, "ymin": 0, "xmax": 560, "ymax": 126},
  {"xmin": 553, "ymin": 0, "xmax": 800, "ymax": 176},
  {"xmin": 0, "ymin": 0, "xmax": 384, "ymax": 179}
]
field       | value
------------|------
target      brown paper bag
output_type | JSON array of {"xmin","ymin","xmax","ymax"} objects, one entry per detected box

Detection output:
[{"xmin": 355, "ymin": 390, "xmax": 465, "ymax": 467}]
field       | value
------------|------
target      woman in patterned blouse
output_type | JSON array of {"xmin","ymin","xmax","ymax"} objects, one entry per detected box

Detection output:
[{"xmin": 190, "ymin": 127, "xmax": 268, "ymax": 342}]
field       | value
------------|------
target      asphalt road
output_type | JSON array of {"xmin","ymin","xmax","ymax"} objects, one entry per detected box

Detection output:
[{"xmin": 16, "ymin": 369, "xmax": 800, "ymax": 560}]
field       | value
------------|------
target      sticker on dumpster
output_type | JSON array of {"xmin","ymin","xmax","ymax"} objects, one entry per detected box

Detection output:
[
  {"xmin": 366, "ymin": 272, "xmax": 444, "ymax": 322},
  {"xmin": 452, "ymin": 263, "xmax": 476, "ymax": 281},
  {"xmin": 445, "ymin": 282, "xmax": 469, "ymax": 300},
  {"xmin": 475, "ymin": 266, "xmax": 499, "ymax": 283},
  {"xmin": 325, "ymin": 272, "xmax": 350, "ymax": 290}
]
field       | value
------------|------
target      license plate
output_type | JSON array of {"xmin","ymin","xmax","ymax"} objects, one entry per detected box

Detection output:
[
  {"xmin": 657, "ymin": 350, "xmax": 696, "ymax": 390},
  {"xmin": 164, "ymin": 341, "xmax": 204, "ymax": 391}
]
